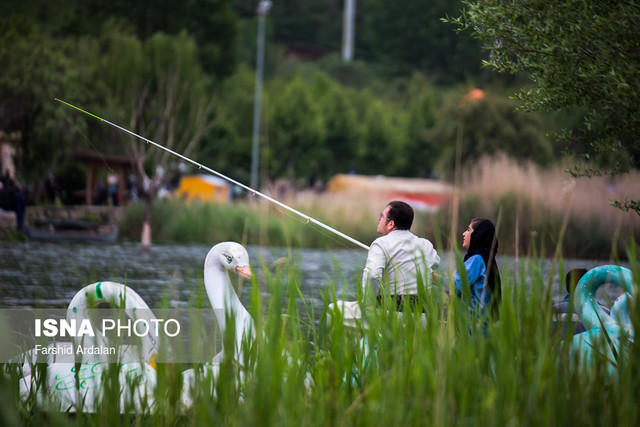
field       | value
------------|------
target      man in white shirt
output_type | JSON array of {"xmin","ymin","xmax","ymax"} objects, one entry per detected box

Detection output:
[{"xmin": 362, "ymin": 200, "xmax": 441, "ymax": 310}]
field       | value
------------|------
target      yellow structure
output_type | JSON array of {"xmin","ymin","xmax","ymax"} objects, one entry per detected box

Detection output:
[{"xmin": 175, "ymin": 175, "xmax": 230, "ymax": 202}]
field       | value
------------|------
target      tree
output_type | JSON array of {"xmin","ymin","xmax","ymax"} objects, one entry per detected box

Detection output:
[
  {"xmin": 269, "ymin": 0, "xmax": 343, "ymax": 52},
  {"xmin": 94, "ymin": 26, "xmax": 219, "ymax": 248},
  {"xmin": 0, "ymin": 0, "xmax": 239, "ymax": 80},
  {"xmin": 359, "ymin": 0, "xmax": 483, "ymax": 82},
  {"xmin": 402, "ymin": 76, "xmax": 438, "ymax": 177},
  {"xmin": 183, "ymin": 0, "xmax": 239, "ymax": 78},
  {"xmin": 0, "ymin": 19, "xmax": 89, "ymax": 197},
  {"xmin": 311, "ymin": 74, "xmax": 362, "ymax": 177},
  {"xmin": 433, "ymin": 90, "xmax": 554, "ymax": 179},
  {"xmin": 446, "ymin": 0, "xmax": 640, "ymax": 213},
  {"xmin": 355, "ymin": 94, "xmax": 405, "ymax": 176},
  {"xmin": 267, "ymin": 75, "xmax": 327, "ymax": 183},
  {"xmin": 199, "ymin": 65, "xmax": 257, "ymax": 184}
]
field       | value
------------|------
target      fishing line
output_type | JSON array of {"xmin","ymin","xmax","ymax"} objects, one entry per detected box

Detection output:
[
  {"xmin": 59, "ymin": 107, "xmax": 115, "ymax": 173},
  {"xmin": 55, "ymin": 98, "xmax": 370, "ymax": 251},
  {"xmin": 272, "ymin": 204, "xmax": 357, "ymax": 251}
]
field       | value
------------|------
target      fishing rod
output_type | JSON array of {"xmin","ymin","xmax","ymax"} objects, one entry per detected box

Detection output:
[{"xmin": 55, "ymin": 98, "xmax": 370, "ymax": 251}]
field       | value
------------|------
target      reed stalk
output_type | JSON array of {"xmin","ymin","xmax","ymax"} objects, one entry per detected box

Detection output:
[{"xmin": 3, "ymin": 253, "xmax": 638, "ymax": 426}]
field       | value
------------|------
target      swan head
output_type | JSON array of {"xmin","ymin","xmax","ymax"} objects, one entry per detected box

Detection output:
[
  {"xmin": 574, "ymin": 265, "xmax": 633, "ymax": 332},
  {"xmin": 207, "ymin": 242, "xmax": 252, "ymax": 279}
]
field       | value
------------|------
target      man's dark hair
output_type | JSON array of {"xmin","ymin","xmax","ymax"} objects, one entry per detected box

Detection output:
[{"xmin": 387, "ymin": 201, "xmax": 414, "ymax": 230}]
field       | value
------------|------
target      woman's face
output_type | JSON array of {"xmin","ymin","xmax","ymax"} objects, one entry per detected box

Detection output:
[{"xmin": 462, "ymin": 222, "xmax": 474, "ymax": 249}]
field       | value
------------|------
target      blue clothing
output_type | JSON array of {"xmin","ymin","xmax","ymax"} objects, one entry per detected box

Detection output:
[{"xmin": 454, "ymin": 254, "xmax": 489, "ymax": 315}]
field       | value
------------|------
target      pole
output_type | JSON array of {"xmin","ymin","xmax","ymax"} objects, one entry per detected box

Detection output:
[
  {"xmin": 342, "ymin": 0, "xmax": 355, "ymax": 61},
  {"xmin": 55, "ymin": 98, "xmax": 370, "ymax": 251},
  {"xmin": 250, "ymin": 0, "xmax": 271, "ymax": 191}
]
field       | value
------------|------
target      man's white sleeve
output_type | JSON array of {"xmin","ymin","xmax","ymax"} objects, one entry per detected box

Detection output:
[{"xmin": 362, "ymin": 242, "xmax": 385, "ymax": 296}]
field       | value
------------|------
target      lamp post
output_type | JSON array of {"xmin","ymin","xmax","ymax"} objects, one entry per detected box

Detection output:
[
  {"xmin": 250, "ymin": 0, "xmax": 272, "ymax": 191},
  {"xmin": 342, "ymin": 0, "xmax": 355, "ymax": 61}
]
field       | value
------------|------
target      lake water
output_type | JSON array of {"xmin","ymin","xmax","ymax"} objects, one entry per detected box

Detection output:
[
  {"xmin": 0, "ymin": 241, "xmax": 625, "ymax": 320},
  {"xmin": 0, "ymin": 241, "xmax": 365, "ymax": 312}
]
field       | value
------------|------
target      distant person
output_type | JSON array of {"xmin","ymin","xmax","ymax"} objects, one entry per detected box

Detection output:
[
  {"xmin": 553, "ymin": 268, "xmax": 610, "ymax": 335},
  {"xmin": 109, "ymin": 184, "xmax": 119, "ymax": 206},
  {"xmin": 362, "ymin": 200, "xmax": 441, "ymax": 311},
  {"xmin": 0, "ymin": 180, "xmax": 9, "ymax": 211},
  {"xmin": 14, "ymin": 183, "xmax": 25, "ymax": 231},
  {"xmin": 127, "ymin": 173, "xmax": 139, "ymax": 202},
  {"xmin": 453, "ymin": 218, "xmax": 502, "ymax": 320},
  {"xmin": 94, "ymin": 181, "xmax": 108, "ymax": 205}
]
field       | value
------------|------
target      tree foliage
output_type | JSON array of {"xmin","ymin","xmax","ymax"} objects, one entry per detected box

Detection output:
[
  {"xmin": 446, "ymin": 0, "xmax": 640, "ymax": 212},
  {"xmin": 356, "ymin": 95, "xmax": 405, "ymax": 176},
  {"xmin": 359, "ymin": 0, "xmax": 483, "ymax": 82},
  {"xmin": 0, "ymin": 19, "xmax": 88, "ymax": 187},
  {"xmin": 92, "ymin": 25, "xmax": 218, "ymax": 190},
  {"xmin": 1, "ymin": 0, "xmax": 596, "ymax": 205},
  {"xmin": 0, "ymin": 0, "xmax": 239, "ymax": 79},
  {"xmin": 269, "ymin": 0, "xmax": 342, "ymax": 52},
  {"xmin": 265, "ymin": 0, "xmax": 484, "ymax": 83},
  {"xmin": 199, "ymin": 66, "xmax": 257, "ymax": 184},
  {"xmin": 433, "ymin": 91, "xmax": 554, "ymax": 179},
  {"xmin": 267, "ymin": 75, "xmax": 327, "ymax": 182},
  {"xmin": 263, "ymin": 72, "xmax": 443, "ymax": 182},
  {"xmin": 311, "ymin": 75, "xmax": 362, "ymax": 177},
  {"xmin": 401, "ymin": 77, "xmax": 439, "ymax": 177}
]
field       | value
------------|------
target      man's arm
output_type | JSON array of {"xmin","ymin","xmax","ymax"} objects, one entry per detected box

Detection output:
[
  {"xmin": 362, "ymin": 242, "xmax": 385, "ymax": 296},
  {"xmin": 423, "ymin": 239, "xmax": 440, "ymax": 270}
]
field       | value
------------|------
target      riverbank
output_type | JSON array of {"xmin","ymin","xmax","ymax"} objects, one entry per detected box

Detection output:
[
  {"xmin": 5, "ymin": 157, "xmax": 639, "ymax": 259},
  {"xmin": 0, "ymin": 205, "xmax": 121, "ymax": 242},
  {"xmin": 4, "ymin": 191, "xmax": 637, "ymax": 260},
  {"xmin": 0, "ymin": 210, "xmax": 16, "ymax": 239}
]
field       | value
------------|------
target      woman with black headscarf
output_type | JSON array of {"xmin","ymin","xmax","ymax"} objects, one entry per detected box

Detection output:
[{"xmin": 454, "ymin": 218, "xmax": 502, "ymax": 318}]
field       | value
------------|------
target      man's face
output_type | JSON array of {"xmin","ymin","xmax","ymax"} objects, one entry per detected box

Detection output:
[{"xmin": 377, "ymin": 205, "xmax": 395, "ymax": 235}]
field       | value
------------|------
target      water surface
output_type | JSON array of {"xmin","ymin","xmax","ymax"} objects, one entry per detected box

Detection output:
[{"xmin": 0, "ymin": 242, "xmax": 624, "ymax": 320}]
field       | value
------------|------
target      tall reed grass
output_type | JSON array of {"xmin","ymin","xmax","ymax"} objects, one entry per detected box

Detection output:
[
  {"xmin": 453, "ymin": 155, "xmax": 640, "ymax": 260},
  {"xmin": 2, "ymin": 254, "xmax": 639, "ymax": 425},
  {"xmin": 118, "ymin": 196, "xmax": 378, "ymax": 249},
  {"xmin": 119, "ymin": 155, "xmax": 639, "ymax": 259}
]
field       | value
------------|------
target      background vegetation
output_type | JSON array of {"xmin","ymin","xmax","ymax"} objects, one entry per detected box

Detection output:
[
  {"xmin": 448, "ymin": 0, "xmax": 640, "ymax": 213},
  {"xmin": 1, "ymin": 3, "xmax": 639, "ymax": 421},
  {"xmin": 3, "ymin": 255, "xmax": 640, "ymax": 425},
  {"xmin": 1, "ymin": 0, "xmax": 638, "ymax": 252},
  {"xmin": 0, "ymin": 0, "xmax": 596, "ymax": 187},
  {"xmin": 118, "ymin": 156, "xmax": 640, "ymax": 260}
]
